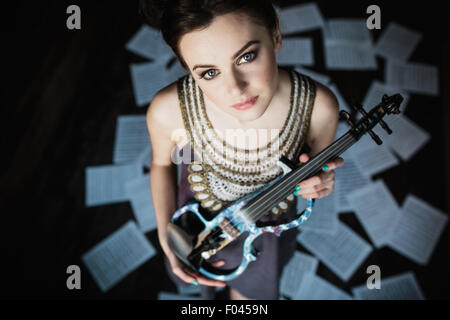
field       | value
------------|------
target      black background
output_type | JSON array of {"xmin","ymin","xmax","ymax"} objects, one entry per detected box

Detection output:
[{"xmin": 1, "ymin": 0, "xmax": 448, "ymax": 300}]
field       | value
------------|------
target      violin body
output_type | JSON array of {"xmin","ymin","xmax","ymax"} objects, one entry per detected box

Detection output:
[
  {"xmin": 168, "ymin": 166, "xmax": 314, "ymax": 282},
  {"xmin": 167, "ymin": 93, "xmax": 404, "ymax": 282}
]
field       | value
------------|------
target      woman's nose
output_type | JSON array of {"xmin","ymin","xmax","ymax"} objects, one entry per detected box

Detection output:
[{"xmin": 225, "ymin": 69, "xmax": 247, "ymax": 96}]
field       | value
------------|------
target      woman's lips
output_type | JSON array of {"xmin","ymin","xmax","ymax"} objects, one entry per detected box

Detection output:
[{"xmin": 232, "ymin": 96, "xmax": 258, "ymax": 110}]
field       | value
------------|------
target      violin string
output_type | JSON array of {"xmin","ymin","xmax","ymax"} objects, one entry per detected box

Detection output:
[
  {"xmin": 202, "ymin": 132, "xmax": 355, "ymax": 248},
  {"xmin": 244, "ymin": 133, "xmax": 355, "ymax": 221}
]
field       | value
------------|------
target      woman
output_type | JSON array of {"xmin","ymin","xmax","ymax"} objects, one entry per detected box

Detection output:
[{"xmin": 140, "ymin": 0, "xmax": 344, "ymax": 300}]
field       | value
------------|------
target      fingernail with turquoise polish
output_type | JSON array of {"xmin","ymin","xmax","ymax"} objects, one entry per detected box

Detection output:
[
  {"xmin": 322, "ymin": 165, "xmax": 329, "ymax": 171},
  {"xmin": 295, "ymin": 185, "xmax": 301, "ymax": 191},
  {"xmin": 192, "ymin": 281, "xmax": 198, "ymax": 286}
]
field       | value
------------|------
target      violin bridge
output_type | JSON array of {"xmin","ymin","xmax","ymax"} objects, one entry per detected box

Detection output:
[
  {"xmin": 195, "ymin": 218, "xmax": 241, "ymax": 260},
  {"xmin": 219, "ymin": 218, "xmax": 240, "ymax": 240}
]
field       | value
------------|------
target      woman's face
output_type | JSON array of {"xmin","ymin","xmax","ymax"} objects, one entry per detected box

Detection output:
[{"xmin": 178, "ymin": 12, "xmax": 282, "ymax": 123}]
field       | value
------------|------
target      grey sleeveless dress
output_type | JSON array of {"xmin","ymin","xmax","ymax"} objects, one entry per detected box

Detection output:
[{"xmin": 165, "ymin": 67, "xmax": 316, "ymax": 300}]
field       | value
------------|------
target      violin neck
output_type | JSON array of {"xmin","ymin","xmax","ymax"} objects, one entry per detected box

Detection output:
[{"xmin": 241, "ymin": 131, "xmax": 357, "ymax": 223}]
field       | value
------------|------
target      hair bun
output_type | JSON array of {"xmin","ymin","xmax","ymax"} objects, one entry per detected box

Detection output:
[{"xmin": 138, "ymin": 0, "xmax": 171, "ymax": 29}]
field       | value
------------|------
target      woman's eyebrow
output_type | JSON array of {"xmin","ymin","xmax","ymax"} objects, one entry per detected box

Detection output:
[{"xmin": 192, "ymin": 40, "xmax": 261, "ymax": 71}]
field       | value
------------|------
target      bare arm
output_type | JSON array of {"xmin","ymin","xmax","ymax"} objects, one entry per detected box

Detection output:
[
  {"xmin": 295, "ymin": 81, "xmax": 344, "ymax": 199},
  {"xmin": 146, "ymin": 88, "xmax": 226, "ymax": 287}
]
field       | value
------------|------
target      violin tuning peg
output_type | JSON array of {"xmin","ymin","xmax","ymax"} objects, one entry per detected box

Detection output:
[
  {"xmin": 379, "ymin": 120, "xmax": 393, "ymax": 135},
  {"xmin": 339, "ymin": 110, "xmax": 354, "ymax": 127},
  {"xmin": 368, "ymin": 129, "xmax": 383, "ymax": 145}
]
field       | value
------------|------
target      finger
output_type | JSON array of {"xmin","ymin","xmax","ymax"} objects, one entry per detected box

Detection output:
[
  {"xmin": 195, "ymin": 275, "xmax": 227, "ymax": 287},
  {"xmin": 294, "ymin": 179, "xmax": 334, "ymax": 197},
  {"xmin": 172, "ymin": 266, "xmax": 196, "ymax": 284},
  {"xmin": 322, "ymin": 157, "xmax": 344, "ymax": 172},
  {"xmin": 299, "ymin": 187, "xmax": 333, "ymax": 199},
  {"xmin": 298, "ymin": 153, "xmax": 310, "ymax": 164},
  {"xmin": 210, "ymin": 259, "xmax": 226, "ymax": 268}
]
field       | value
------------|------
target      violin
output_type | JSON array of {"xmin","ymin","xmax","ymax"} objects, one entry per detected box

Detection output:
[{"xmin": 167, "ymin": 94, "xmax": 404, "ymax": 281}]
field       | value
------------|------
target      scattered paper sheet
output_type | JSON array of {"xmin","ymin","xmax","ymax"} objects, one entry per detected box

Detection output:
[
  {"xmin": 135, "ymin": 144, "xmax": 152, "ymax": 170},
  {"xmin": 85, "ymin": 163, "xmax": 141, "ymax": 207},
  {"xmin": 166, "ymin": 59, "xmax": 188, "ymax": 84},
  {"xmin": 298, "ymin": 190, "xmax": 338, "ymax": 234},
  {"xmin": 362, "ymin": 81, "xmax": 410, "ymax": 113},
  {"xmin": 372, "ymin": 113, "xmax": 430, "ymax": 162},
  {"xmin": 324, "ymin": 42, "xmax": 377, "ymax": 70},
  {"xmin": 351, "ymin": 271, "xmax": 424, "ymax": 300},
  {"xmin": 375, "ymin": 22, "xmax": 422, "ymax": 61},
  {"xmin": 324, "ymin": 19, "xmax": 372, "ymax": 44},
  {"xmin": 297, "ymin": 221, "xmax": 373, "ymax": 282},
  {"xmin": 385, "ymin": 61, "xmax": 439, "ymax": 96},
  {"xmin": 295, "ymin": 67, "xmax": 330, "ymax": 85},
  {"xmin": 279, "ymin": 251, "xmax": 319, "ymax": 298},
  {"xmin": 276, "ymin": 37, "xmax": 314, "ymax": 66},
  {"xmin": 114, "ymin": 115, "xmax": 149, "ymax": 164},
  {"xmin": 293, "ymin": 273, "xmax": 353, "ymax": 300},
  {"xmin": 82, "ymin": 221, "xmax": 156, "ymax": 292},
  {"xmin": 334, "ymin": 157, "xmax": 372, "ymax": 213},
  {"xmin": 130, "ymin": 60, "xmax": 170, "ymax": 107},
  {"xmin": 345, "ymin": 133, "xmax": 400, "ymax": 178},
  {"xmin": 346, "ymin": 180, "xmax": 401, "ymax": 248},
  {"xmin": 125, "ymin": 25, "xmax": 173, "ymax": 59},
  {"xmin": 125, "ymin": 174, "xmax": 157, "ymax": 233},
  {"xmin": 384, "ymin": 194, "xmax": 448, "ymax": 265},
  {"xmin": 278, "ymin": 3, "xmax": 325, "ymax": 35},
  {"xmin": 329, "ymin": 83, "xmax": 350, "ymax": 112}
]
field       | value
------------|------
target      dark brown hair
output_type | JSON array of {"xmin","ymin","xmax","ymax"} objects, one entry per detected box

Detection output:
[{"xmin": 138, "ymin": 0, "xmax": 279, "ymax": 70}]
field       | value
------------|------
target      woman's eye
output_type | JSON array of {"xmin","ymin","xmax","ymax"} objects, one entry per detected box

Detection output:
[
  {"xmin": 200, "ymin": 51, "xmax": 257, "ymax": 81},
  {"xmin": 200, "ymin": 69, "xmax": 217, "ymax": 80},
  {"xmin": 239, "ymin": 51, "xmax": 257, "ymax": 64}
]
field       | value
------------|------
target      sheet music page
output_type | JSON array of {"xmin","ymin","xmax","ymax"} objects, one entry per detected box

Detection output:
[
  {"xmin": 85, "ymin": 163, "xmax": 141, "ymax": 207},
  {"xmin": 278, "ymin": 3, "xmax": 325, "ymax": 35},
  {"xmin": 329, "ymin": 83, "xmax": 350, "ymax": 112},
  {"xmin": 298, "ymin": 190, "xmax": 338, "ymax": 234},
  {"xmin": 385, "ymin": 194, "xmax": 448, "ymax": 265},
  {"xmin": 296, "ymin": 221, "xmax": 373, "ymax": 281},
  {"xmin": 385, "ymin": 61, "xmax": 439, "ymax": 96},
  {"xmin": 334, "ymin": 157, "xmax": 372, "ymax": 213},
  {"xmin": 347, "ymin": 133, "xmax": 400, "ymax": 178},
  {"xmin": 125, "ymin": 174, "xmax": 157, "ymax": 233},
  {"xmin": 324, "ymin": 19, "xmax": 372, "ymax": 44},
  {"xmin": 324, "ymin": 42, "xmax": 377, "ymax": 70},
  {"xmin": 125, "ymin": 25, "xmax": 172, "ymax": 59},
  {"xmin": 293, "ymin": 273, "xmax": 352, "ymax": 300},
  {"xmin": 363, "ymin": 80, "xmax": 410, "ymax": 113},
  {"xmin": 295, "ymin": 67, "xmax": 331, "ymax": 85},
  {"xmin": 130, "ymin": 60, "xmax": 171, "ymax": 107},
  {"xmin": 135, "ymin": 144, "xmax": 152, "ymax": 170},
  {"xmin": 276, "ymin": 38, "xmax": 314, "ymax": 66},
  {"xmin": 375, "ymin": 22, "xmax": 422, "ymax": 61},
  {"xmin": 351, "ymin": 272, "xmax": 425, "ymax": 300},
  {"xmin": 165, "ymin": 59, "xmax": 187, "ymax": 83},
  {"xmin": 346, "ymin": 180, "xmax": 401, "ymax": 248},
  {"xmin": 113, "ymin": 115, "xmax": 149, "ymax": 164},
  {"xmin": 373, "ymin": 113, "xmax": 430, "ymax": 161},
  {"xmin": 279, "ymin": 251, "xmax": 319, "ymax": 298},
  {"xmin": 81, "ymin": 221, "xmax": 156, "ymax": 292}
]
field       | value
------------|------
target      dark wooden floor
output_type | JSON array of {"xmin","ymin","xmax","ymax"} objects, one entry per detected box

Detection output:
[{"xmin": 1, "ymin": 0, "xmax": 448, "ymax": 299}]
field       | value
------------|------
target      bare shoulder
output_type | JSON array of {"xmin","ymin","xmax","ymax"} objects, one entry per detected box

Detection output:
[
  {"xmin": 312, "ymin": 81, "xmax": 339, "ymax": 118},
  {"xmin": 306, "ymin": 81, "xmax": 340, "ymax": 153},
  {"xmin": 146, "ymin": 82, "xmax": 183, "ymax": 131},
  {"xmin": 146, "ymin": 81, "xmax": 186, "ymax": 166}
]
